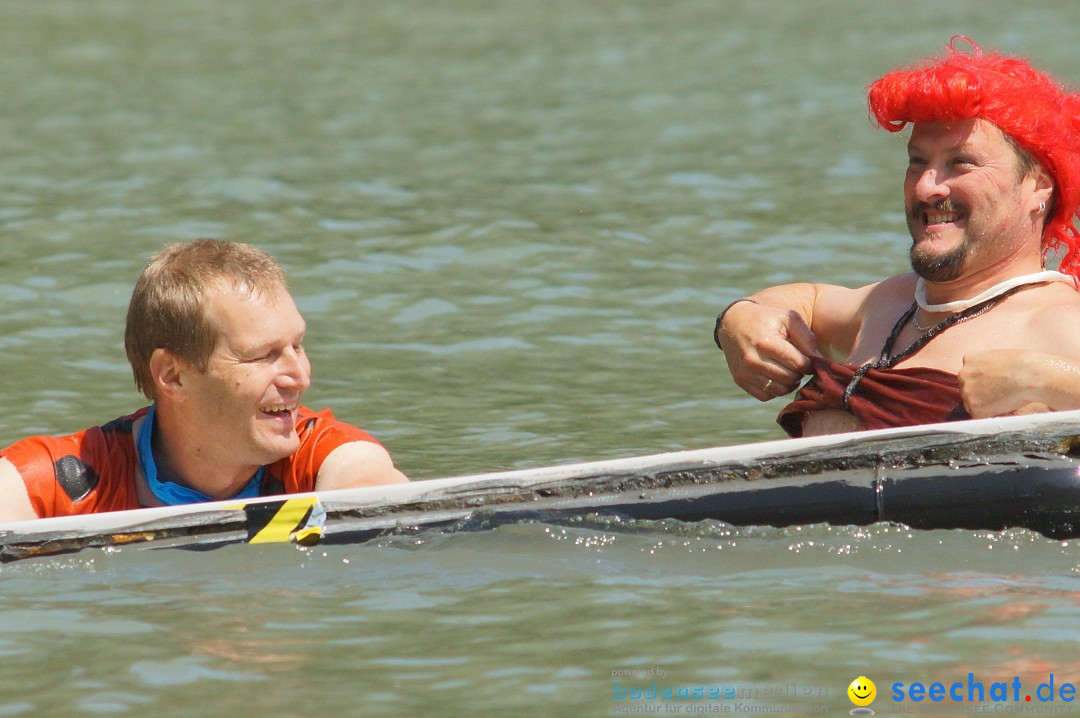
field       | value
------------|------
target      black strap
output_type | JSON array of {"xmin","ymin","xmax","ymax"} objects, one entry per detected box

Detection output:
[{"xmin": 840, "ymin": 284, "xmax": 1028, "ymax": 410}]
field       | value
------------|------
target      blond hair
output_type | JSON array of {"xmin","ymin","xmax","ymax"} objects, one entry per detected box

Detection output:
[{"xmin": 125, "ymin": 239, "xmax": 288, "ymax": 400}]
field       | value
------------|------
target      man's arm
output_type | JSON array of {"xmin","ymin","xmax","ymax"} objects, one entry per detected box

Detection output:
[
  {"xmin": 959, "ymin": 294, "xmax": 1080, "ymax": 418},
  {"xmin": 714, "ymin": 281, "xmax": 871, "ymax": 401},
  {"xmin": 314, "ymin": 441, "xmax": 409, "ymax": 492},
  {"xmin": 0, "ymin": 458, "xmax": 39, "ymax": 523},
  {"xmin": 959, "ymin": 349, "xmax": 1080, "ymax": 418}
]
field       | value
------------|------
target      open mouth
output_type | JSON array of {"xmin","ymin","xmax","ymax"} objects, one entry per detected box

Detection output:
[
  {"xmin": 915, "ymin": 199, "xmax": 963, "ymax": 229},
  {"xmin": 924, "ymin": 209, "xmax": 959, "ymax": 225},
  {"xmin": 259, "ymin": 403, "xmax": 297, "ymax": 419}
]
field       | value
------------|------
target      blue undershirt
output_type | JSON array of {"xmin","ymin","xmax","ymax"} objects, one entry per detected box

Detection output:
[{"xmin": 137, "ymin": 404, "xmax": 265, "ymax": 506}]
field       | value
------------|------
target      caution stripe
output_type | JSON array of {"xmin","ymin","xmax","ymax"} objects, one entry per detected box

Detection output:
[{"xmin": 225, "ymin": 496, "xmax": 326, "ymax": 545}]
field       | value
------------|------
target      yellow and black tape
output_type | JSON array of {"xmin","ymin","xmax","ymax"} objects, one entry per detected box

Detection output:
[{"xmin": 226, "ymin": 496, "xmax": 327, "ymax": 546}]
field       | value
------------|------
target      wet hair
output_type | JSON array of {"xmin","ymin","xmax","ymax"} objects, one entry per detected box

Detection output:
[
  {"xmin": 125, "ymin": 239, "xmax": 288, "ymax": 400},
  {"xmin": 867, "ymin": 36, "xmax": 1080, "ymax": 278}
]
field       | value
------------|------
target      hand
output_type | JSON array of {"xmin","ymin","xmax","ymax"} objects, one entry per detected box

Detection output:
[
  {"xmin": 716, "ymin": 301, "xmax": 821, "ymax": 401},
  {"xmin": 958, "ymin": 349, "xmax": 1045, "ymax": 418}
]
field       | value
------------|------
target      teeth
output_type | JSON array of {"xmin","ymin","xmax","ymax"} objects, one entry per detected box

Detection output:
[
  {"xmin": 926, "ymin": 212, "xmax": 958, "ymax": 224},
  {"xmin": 260, "ymin": 404, "xmax": 296, "ymax": 414}
]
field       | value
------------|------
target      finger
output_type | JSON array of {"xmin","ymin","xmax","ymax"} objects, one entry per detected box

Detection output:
[
  {"xmin": 960, "ymin": 393, "xmax": 990, "ymax": 419},
  {"xmin": 734, "ymin": 368, "xmax": 775, "ymax": 401},
  {"xmin": 755, "ymin": 336, "xmax": 815, "ymax": 378},
  {"xmin": 957, "ymin": 373, "xmax": 984, "ymax": 417},
  {"xmin": 745, "ymin": 373, "xmax": 804, "ymax": 402},
  {"xmin": 783, "ymin": 312, "xmax": 822, "ymax": 361},
  {"xmin": 746, "ymin": 385, "xmax": 775, "ymax": 403},
  {"xmin": 1011, "ymin": 401, "xmax": 1051, "ymax": 416},
  {"xmin": 733, "ymin": 360, "xmax": 795, "ymax": 393},
  {"xmin": 959, "ymin": 383, "xmax": 1010, "ymax": 419},
  {"xmin": 733, "ymin": 343, "xmax": 808, "ymax": 394}
]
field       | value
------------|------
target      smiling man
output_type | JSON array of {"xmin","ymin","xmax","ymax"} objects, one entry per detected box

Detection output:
[
  {"xmin": 0, "ymin": 240, "xmax": 407, "ymax": 521},
  {"xmin": 714, "ymin": 37, "xmax": 1080, "ymax": 436}
]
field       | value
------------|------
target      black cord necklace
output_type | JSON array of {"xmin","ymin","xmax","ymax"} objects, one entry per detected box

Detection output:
[{"xmin": 839, "ymin": 284, "xmax": 1028, "ymax": 411}]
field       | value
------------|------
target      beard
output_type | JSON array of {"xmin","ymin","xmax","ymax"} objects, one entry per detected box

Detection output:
[
  {"xmin": 909, "ymin": 241, "xmax": 969, "ymax": 282},
  {"xmin": 907, "ymin": 198, "xmax": 970, "ymax": 282}
]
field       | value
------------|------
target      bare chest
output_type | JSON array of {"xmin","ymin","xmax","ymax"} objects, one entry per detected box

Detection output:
[
  {"xmin": 801, "ymin": 410, "xmax": 863, "ymax": 437},
  {"xmin": 846, "ymin": 305, "xmax": 1041, "ymax": 375}
]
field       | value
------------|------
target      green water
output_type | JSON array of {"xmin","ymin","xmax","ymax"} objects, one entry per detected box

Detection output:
[{"xmin": 2, "ymin": 1, "xmax": 1080, "ymax": 715}]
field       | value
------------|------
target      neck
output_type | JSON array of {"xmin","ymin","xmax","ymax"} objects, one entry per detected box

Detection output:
[
  {"xmin": 918, "ymin": 255, "xmax": 1048, "ymax": 307},
  {"xmin": 148, "ymin": 404, "xmax": 260, "ymax": 501},
  {"xmin": 916, "ymin": 268, "xmax": 1073, "ymax": 314}
]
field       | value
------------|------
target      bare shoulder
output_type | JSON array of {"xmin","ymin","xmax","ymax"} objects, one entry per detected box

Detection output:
[
  {"xmin": 815, "ymin": 273, "xmax": 914, "ymax": 317},
  {"xmin": 812, "ymin": 273, "xmax": 914, "ymax": 353},
  {"xmin": 314, "ymin": 441, "xmax": 410, "ymax": 492},
  {"xmin": 0, "ymin": 457, "xmax": 39, "ymax": 523},
  {"xmin": 1044, "ymin": 280, "xmax": 1080, "ymax": 307},
  {"xmin": 1013, "ymin": 283, "xmax": 1080, "ymax": 355},
  {"xmin": 1020, "ymin": 281, "xmax": 1080, "ymax": 316}
]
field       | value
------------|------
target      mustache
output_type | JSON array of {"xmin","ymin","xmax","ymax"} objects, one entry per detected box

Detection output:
[{"xmin": 908, "ymin": 198, "xmax": 963, "ymax": 221}]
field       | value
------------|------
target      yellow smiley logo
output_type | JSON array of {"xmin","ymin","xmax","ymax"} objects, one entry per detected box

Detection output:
[{"xmin": 847, "ymin": 676, "xmax": 876, "ymax": 707}]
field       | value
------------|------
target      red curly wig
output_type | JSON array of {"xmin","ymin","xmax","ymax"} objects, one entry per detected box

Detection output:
[{"xmin": 867, "ymin": 37, "xmax": 1080, "ymax": 278}]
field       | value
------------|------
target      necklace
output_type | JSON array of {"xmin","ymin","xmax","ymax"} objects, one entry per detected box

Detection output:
[
  {"xmin": 910, "ymin": 307, "xmax": 935, "ymax": 333},
  {"xmin": 137, "ymin": 404, "xmax": 265, "ymax": 506},
  {"xmin": 915, "ymin": 270, "xmax": 1074, "ymax": 313},
  {"xmin": 843, "ymin": 285, "xmax": 1026, "ymax": 410}
]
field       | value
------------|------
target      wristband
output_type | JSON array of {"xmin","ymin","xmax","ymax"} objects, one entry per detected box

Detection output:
[{"xmin": 713, "ymin": 297, "xmax": 758, "ymax": 351}]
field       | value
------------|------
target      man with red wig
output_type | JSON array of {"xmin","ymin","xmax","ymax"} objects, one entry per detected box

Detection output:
[{"xmin": 714, "ymin": 37, "xmax": 1080, "ymax": 436}]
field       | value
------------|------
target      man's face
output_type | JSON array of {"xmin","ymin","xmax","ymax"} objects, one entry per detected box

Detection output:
[
  {"xmin": 904, "ymin": 118, "xmax": 1043, "ymax": 282},
  {"xmin": 184, "ymin": 281, "xmax": 312, "ymax": 468}
]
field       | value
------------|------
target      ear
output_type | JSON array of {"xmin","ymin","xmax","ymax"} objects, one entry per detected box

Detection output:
[
  {"xmin": 148, "ymin": 348, "xmax": 187, "ymax": 401},
  {"xmin": 1031, "ymin": 166, "xmax": 1055, "ymax": 210}
]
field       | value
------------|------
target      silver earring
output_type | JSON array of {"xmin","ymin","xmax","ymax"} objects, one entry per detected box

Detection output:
[{"xmin": 1039, "ymin": 201, "xmax": 1047, "ymax": 213}]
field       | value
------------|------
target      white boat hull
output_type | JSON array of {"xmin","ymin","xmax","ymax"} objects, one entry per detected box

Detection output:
[{"xmin": 3, "ymin": 410, "xmax": 1080, "ymax": 561}]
